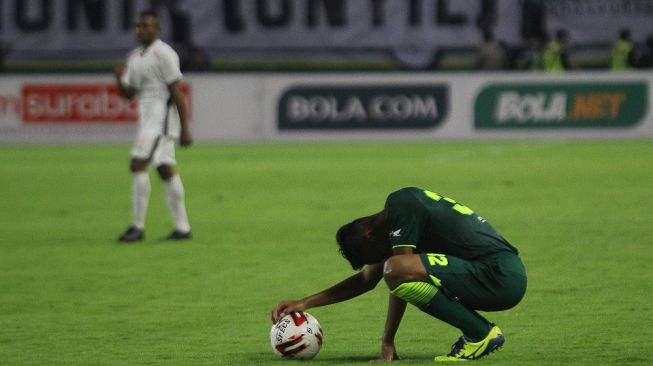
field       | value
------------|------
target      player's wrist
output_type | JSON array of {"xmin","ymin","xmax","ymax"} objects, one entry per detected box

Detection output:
[{"xmin": 298, "ymin": 297, "xmax": 313, "ymax": 310}]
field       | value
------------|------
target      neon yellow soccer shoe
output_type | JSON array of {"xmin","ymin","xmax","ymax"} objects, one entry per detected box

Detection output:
[{"xmin": 434, "ymin": 324, "xmax": 504, "ymax": 362}]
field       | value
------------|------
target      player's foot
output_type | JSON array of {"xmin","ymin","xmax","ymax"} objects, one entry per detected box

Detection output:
[
  {"xmin": 118, "ymin": 226, "xmax": 144, "ymax": 243},
  {"xmin": 163, "ymin": 230, "xmax": 192, "ymax": 241},
  {"xmin": 434, "ymin": 324, "xmax": 504, "ymax": 362}
]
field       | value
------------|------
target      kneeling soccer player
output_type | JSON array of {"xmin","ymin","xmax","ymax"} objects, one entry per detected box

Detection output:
[{"xmin": 271, "ymin": 187, "xmax": 527, "ymax": 362}]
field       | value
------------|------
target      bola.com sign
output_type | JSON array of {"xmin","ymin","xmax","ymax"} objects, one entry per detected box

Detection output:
[
  {"xmin": 474, "ymin": 82, "xmax": 647, "ymax": 129},
  {"xmin": 278, "ymin": 85, "xmax": 449, "ymax": 130}
]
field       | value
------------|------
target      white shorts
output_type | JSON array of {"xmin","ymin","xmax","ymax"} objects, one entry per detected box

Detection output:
[{"xmin": 131, "ymin": 133, "xmax": 176, "ymax": 166}]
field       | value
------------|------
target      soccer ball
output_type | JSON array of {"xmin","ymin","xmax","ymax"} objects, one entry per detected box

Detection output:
[{"xmin": 270, "ymin": 311, "xmax": 323, "ymax": 359}]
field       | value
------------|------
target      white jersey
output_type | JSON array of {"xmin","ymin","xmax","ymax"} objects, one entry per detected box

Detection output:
[{"xmin": 123, "ymin": 39, "xmax": 183, "ymax": 137}]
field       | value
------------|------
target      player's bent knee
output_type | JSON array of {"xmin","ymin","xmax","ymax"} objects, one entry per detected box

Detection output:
[
  {"xmin": 383, "ymin": 255, "xmax": 416, "ymax": 290},
  {"xmin": 383, "ymin": 255, "xmax": 425, "ymax": 290},
  {"xmin": 382, "ymin": 258, "xmax": 402, "ymax": 290}
]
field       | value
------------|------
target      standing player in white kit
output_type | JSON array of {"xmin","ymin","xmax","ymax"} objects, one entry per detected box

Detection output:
[{"xmin": 114, "ymin": 10, "xmax": 193, "ymax": 242}]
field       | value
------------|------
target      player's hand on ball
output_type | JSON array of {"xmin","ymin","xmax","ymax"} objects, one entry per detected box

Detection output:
[
  {"xmin": 271, "ymin": 300, "xmax": 306, "ymax": 323},
  {"xmin": 270, "ymin": 311, "xmax": 323, "ymax": 359}
]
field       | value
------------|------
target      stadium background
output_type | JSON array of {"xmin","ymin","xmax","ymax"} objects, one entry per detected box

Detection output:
[{"xmin": 1, "ymin": 1, "xmax": 652, "ymax": 365}]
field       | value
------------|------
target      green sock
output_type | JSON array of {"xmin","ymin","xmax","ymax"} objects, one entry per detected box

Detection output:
[{"xmin": 392, "ymin": 281, "xmax": 489, "ymax": 341}]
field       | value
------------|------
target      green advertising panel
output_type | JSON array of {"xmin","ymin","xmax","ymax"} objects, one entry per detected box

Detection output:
[{"xmin": 475, "ymin": 82, "xmax": 647, "ymax": 129}]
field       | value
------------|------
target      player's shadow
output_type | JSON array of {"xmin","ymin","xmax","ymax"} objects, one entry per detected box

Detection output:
[
  {"xmin": 243, "ymin": 353, "xmax": 434, "ymax": 364},
  {"xmin": 311, "ymin": 355, "xmax": 381, "ymax": 363},
  {"xmin": 242, "ymin": 353, "xmax": 374, "ymax": 363},
  {"xmin": 316, "ymin": 354, "xmax": 435, "ymax": 363}
]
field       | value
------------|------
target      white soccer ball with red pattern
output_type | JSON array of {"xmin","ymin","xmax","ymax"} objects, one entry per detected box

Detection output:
[{"xmin": 270, "ymin": 311, "xmax": 323, "ymax": 359}]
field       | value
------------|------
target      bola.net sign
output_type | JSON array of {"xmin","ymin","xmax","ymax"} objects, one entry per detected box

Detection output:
[
  {"xmin": 474, "ymin": 82, "xmax": 647, "ymax": 129},
  {"xmin": 278, "ymin": 85, "xmax": 449, "ymax": 130}
]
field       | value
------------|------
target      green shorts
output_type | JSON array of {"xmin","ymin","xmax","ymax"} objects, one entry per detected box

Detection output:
[{"xmin": 419, "ymin": 251, "xmax": 527, "ymax": 311}]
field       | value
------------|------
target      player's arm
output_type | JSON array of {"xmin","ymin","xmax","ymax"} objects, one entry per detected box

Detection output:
[
  {"xmin": 271, "ymin": 263, "xmax": 383, "ymax": 322},
  {"xmin": 168, "ymin": 80, "xmax": 192, "ymax": 147},
  {"xmin": 378, "ymin": 246, "xmax": 413, "ymax": 361},
  {"xmin": 113, "ymin": 64, "xmax": 136, "ymax": 99}
]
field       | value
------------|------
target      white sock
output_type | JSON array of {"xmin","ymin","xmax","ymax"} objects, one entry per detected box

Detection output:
[
  {"xmin": 132, "ymin": 171, "xmax": 150, "ymax": 230},
  {"xmin": 165, "ymin": 174, "xmax": 191, "ymax": 232}
]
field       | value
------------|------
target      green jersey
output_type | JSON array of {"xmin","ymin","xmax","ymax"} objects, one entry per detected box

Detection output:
[
  {"xmin": 543, "ymin": 40, "xmax": 566, "ymax": 72},
  {"xmin": 611, "ymin": 40, "xmax": 633, "ymax": 70},
  {"xmin": 385, "ymin": 187, "xmax": 518, "ymax": 260}
]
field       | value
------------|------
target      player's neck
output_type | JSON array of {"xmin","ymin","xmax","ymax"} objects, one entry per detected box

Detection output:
[{"xmin": 140, "ymin": 38, "xmax": 158, "ymax": 49}]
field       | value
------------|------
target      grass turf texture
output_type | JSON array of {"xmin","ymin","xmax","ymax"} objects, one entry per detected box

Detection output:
[{"xmin": 0, "ymin": 140, "xmax": 651, "ymax": 365}]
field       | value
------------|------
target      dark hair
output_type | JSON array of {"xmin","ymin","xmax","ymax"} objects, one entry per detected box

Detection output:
[
  {"xmin": 139, "ymin": 10, "xmax": 159, "ymax": 19},
  {"xmin": 336, "ymin": 218, "xmax": 366, "ymax": 270}
]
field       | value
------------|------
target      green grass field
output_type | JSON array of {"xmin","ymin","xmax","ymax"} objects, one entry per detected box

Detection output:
[{"xmin": 1, "ymin": 140, "xmax": 652, "ymax": 365}]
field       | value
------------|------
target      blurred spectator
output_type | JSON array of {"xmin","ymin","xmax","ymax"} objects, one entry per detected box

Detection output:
[
  {"xmin": 610, "ymin": 29, "xmax": 636, "ymax": 71},
  {"xmin": 635, "ymin": 34, "xmax": 653, "ymax": 68},
  {"xmin": 0, "ymin": 39, "xmax": 12, "ymax": 73},
  {"xmin": 474, "ymin": 30, "xmax": 508, "ymax": 70},
  {"xmin": 543, "ymin": 29, "xmax": 570, "ymax": 72},
  {"xmin": 519, "ymin": 36, "xmax": 546, "ymax": 71},
  {"xmin": 180, "ymin": 43, "xmax": 211, "ymax": 72},
  {"xmin": 393, "ymin": 46, "xmax": 437, "ymax": 70}
]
